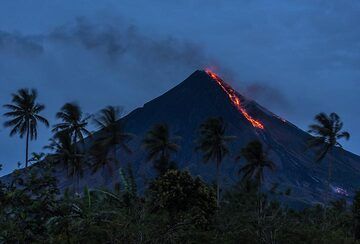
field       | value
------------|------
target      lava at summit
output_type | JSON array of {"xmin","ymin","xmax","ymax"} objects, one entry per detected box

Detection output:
[{"xmin": 205, "ymin": 69, "xmax": 264, "ymax": 129}]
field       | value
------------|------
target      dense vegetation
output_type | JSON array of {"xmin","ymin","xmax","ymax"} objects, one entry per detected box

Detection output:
[{"xmin": 0, "ymin": 88, "xmax": 358, "ymax": 243}]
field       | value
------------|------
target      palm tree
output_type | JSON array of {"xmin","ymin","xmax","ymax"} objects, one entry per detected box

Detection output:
[
  {"xmin": 53, "ymin": 102, "xmax": 92, "ymax": 146},
  {"xmin": 308, "ymin": 112, "xmax": 350, "ymax": 206},
  {"xmin": 3, "ymin": 88, "xmax": 49, "ymax": 167},
  {"xmin": 52, "ymin": 103, "xmax": 91, "ymax": 192},
  {"xmin": 196, "ymin": 117, "xmax": 234, "ymax": 207},
  {"xmin": 91, "ymin": 106, "xmax": 132, "ymax": 179},
  {"xmin": 143, "ymin": 124, "xmax": 180, "ymax": 176},
  {"xmin": 238, "ymin": 140, "xmax": 275, "ymax": 189},
  {"xmin": 45, "ymin": 131, "xmax": 84, "ymax": 193},
  {"xmin": 238, "ymin": 140, "xmax": 275, "ymax": 244}
]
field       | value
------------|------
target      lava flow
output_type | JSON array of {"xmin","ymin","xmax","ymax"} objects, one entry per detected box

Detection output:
[{"xmin": 205, "ymin": 69, "xmax": 264, "ymax": 129}]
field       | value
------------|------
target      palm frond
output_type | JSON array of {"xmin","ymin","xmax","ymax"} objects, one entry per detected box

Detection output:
[
  {"xmin": 143, "ymin": 123, "xmax": 180, "ymax": 174},
  {"xmin": 308, "ymin": 112, "xmax": 350, "ymax": 162},
  {"xmin": 34, "ymin": 114, "xmax": 50, "ymax": 127},
  {"xmin": 337, "ymin": 131, "xmax": 350, "ymax": 140}
]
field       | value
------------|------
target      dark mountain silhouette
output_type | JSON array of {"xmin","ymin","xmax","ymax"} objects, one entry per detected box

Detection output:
[{"xmin": 3, "ymin": 70, "xmax": 360, "ymax": 205}]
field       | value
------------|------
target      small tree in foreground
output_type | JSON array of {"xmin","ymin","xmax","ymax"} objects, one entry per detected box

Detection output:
[{"xmin": 149, "ymin": 170, "xmax": 216, "ymax": 228}]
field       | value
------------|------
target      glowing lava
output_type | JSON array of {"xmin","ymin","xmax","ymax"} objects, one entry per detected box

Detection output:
[{"xmin": 205, "ymin": 69, "xmax": 264, "ymax": 129}]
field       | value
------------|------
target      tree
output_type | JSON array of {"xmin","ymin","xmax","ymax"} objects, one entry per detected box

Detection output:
[
  {"xmin": 91, "ymin": 106, "xmax": 132, "ymax": 178},
  {"xmin": 53, "ymin": 102, "xmax": 92, "ymax": 146},
  {"xmin": 3, "ymin": 88, "xmax": 49, "ymax": 167},
  {"xmin": 0, "ymin": 165, "xmax": 58, "ymax": 242},
  {"xmin": 238, "ymin": 140, "xmax": 275, "ymax": 189},
  {"xmin": 196, "ymin": 117, "xmax": 234, "ymax": 207},
  {"xmin": 143, "ymin": 124, "xmax": 180, "ymax": 176},
  {"xmin": 238, "ymin": 140, "xmax": 275, "ymax": 244},
  {"xmin": 308, "ymin": 112, "xmax": 350, "ymax": 206},
  {"xmin": 149, "ymin": 170, "xmax": 216, "ymax": 231},
  {"xmin": 52, "ymin": 103, "xmax": 91, "ymax": 192},
  {"xmin": 45, "ymin": 131, "xmax": 84, "ymax": 193}
]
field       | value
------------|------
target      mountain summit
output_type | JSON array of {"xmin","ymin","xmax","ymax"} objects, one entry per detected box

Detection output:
[{"xmin": 4, "ymin": 70, "xmax": 360, "ymax": 205}]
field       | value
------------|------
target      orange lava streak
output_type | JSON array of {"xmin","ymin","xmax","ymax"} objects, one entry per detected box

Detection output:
[{"xmin": 205, "ymin": 69, "xmax": 264, "ymax": 129}]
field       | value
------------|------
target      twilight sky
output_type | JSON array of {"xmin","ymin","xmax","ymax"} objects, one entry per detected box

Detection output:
[{"xmin": 0, "ymin": 0, "xmax": 359, "ymax": 175}]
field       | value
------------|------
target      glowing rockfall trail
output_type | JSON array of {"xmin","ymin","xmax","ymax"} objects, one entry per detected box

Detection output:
[{"xmin": 205, "ymin": 69, "xmax": 264, "ymax": 129}]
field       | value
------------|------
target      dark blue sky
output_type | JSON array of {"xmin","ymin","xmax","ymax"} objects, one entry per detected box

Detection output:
[{"xmin": 1, "ymin": 0, "xmax": 359, "ymax": 175}]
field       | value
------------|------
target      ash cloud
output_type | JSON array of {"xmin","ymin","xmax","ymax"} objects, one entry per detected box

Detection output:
[
  {"xmin": 48, "ymin": 17, "xmax": 209, "ymax": 72},
  {"xmin": 209, "ymin": 67, "xmax": 291, "ymax": 111},
  {"xmin": 0, "ymin": 31, "xmax": 43, "ymax": 56},
  {"xmin": 243, "ymin": 82, "xmax": 291, "ymax": 110}
]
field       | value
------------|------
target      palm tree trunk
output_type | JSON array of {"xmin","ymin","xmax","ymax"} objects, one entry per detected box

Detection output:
[
  {"xmin": 114, "ymin": 145, "xmax": 121, "ymax": 187},
  {"xmin": 324, "ymin": 158, "xmax": 332, "ymax": 220},
  {"xmin": 257, "ymin": 178, "xmax": 262, "ymax": 244},
  {"xmin": 113, "ymin": 146, "xmax": 117, "ymax": 165},
  {"xmin": 216, "ymin": 159, "xmax": 220, "ymax": 208},
  {"xmin": 73, "ymin": 170, "xmax": 76, "ymax": 194},
  {"xmin": 113, "ymin": 146, "xmax": 117, "ymax": 189},
  {"xmin": 161, "ymin": 150, "xmax": 167, "ymax": 175},
  {"xmin": 73, "ymin": 133, "xmax": 77, "ymax": 154},
  {"xmin": 73, "ymin": 133, "xmax": 78, "ymax": 194},
  {"xmin": 103, "ymin": 165, "xmax": 107, "ymax": 187},
  {"xmin": 25, "ymin": 123, "xmax": 30, "ymax": 168},
  {"xmin": 328, "ymin": 159, "xmax": 332, "ymax": 203}
]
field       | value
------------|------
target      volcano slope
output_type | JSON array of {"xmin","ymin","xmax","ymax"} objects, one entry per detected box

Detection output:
[{"xmin": 3, "ymin": 70, "xmax": 360, "ymax": 206}]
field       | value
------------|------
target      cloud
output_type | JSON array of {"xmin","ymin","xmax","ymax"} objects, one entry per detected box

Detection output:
[
  {"xmin": 0, "ymin": 31, "xmax": 43, "ymax": 56},
  {"xmin": 0, "ymin": 16, "xmax": 214, "ymax": 91}
]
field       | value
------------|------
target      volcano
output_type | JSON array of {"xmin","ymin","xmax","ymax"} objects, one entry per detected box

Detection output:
[{"xmin": 4, "ymin": 70, "xmax": 360, "ymax": 205}]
